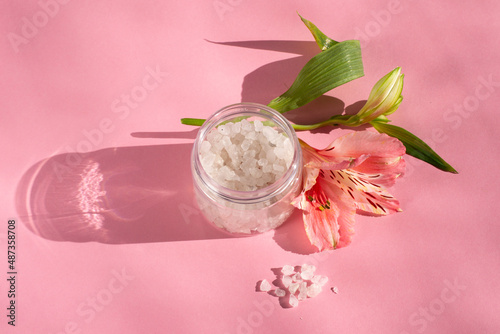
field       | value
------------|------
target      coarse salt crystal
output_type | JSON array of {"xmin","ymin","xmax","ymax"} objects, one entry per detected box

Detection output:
[
  {"xmin": 300, "ymin": 271, "xmax": 314, "ymax": 281},
  {"xmin": 200, "ymin": 121, "xmax": 293, "ymax": 192},
  {"xmin": 292, "ymin": 272, "xmax": 302, "ymax": 282},
  {"xmin": 314, "ymin": 275, "xmax": 329, "ymax": 287},
  {"xmin": 275, "ymin": 288, "xmax": 286, "ymax": 297},
  {"xmin": 281, "ymin": 265, "xmax": 295, "ymax": 276},
  {"xmin": 306, "ymin": 283, "xmax": 322, "ymax": 298},
  {"xmin": 301, "ymin": 264, "xmax": 316, "ymax": 273},
  {"xmin": 282, "ymin": 275, "xmax": 293, "ymax": 288},
  {"xmin": 289, "ymin": 294, "xmax": 299, "ymax": 308},
  {"xmin": 297, "ymin": 282, "xmax": 308, "ymax": 301},
  {"xmin": 288, "ymin": 282, "xmax": 300, "ymax": 295},
  {"xmin": 254, "ymin": 119, "xmax": 263, "ymax": 132},
  {"xmin": 259, "ymin": 279, "xmax": 272, "ymax": 292}
]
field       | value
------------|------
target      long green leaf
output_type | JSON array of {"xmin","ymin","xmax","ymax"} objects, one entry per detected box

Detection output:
[
  {"xmin": 267, "ymin": 39, "xmax": 364, "ymax": 113},
  {"xmin": 180, "ymin": 118, "xmax": 205, "ymax": 126},
  {"xmin": 371, "ymin": 121, "xmax": 458, "ymax": 174},
  {"xmin": 299, "ymin": 14, "xmax": 338, "ymax": 50}
]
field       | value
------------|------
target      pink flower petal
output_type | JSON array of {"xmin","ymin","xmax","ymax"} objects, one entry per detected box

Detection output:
[
  {"xmin": 300, "ymin": 139, "xmax": 370, "ymax": 170},
  {"xmin": 320, "ymin": 169, "xmax": 402, "ymax": 215},
  {"xmin": 352, "ymin": 157, "xmax": 405, "ymax": 188},
  {"xmin": 320, "ymin": 131, "xmax": 405, "ymax": 159},
  {"xmin": 296, "ymin": 131, "xmax": 405, "ymax": 250},
  {"xmin": 293, "ymin": 181, "xmax": 356, "ymax": 250}
]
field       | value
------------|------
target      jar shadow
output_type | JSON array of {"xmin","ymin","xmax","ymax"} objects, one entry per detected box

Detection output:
[{"xmin": 15, "ymin": 144, "xmax": 234, "ymax": 244}]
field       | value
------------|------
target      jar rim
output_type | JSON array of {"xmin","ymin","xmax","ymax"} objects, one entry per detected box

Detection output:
[{"xmin": 192, "ymin": 102, "xmax": 302, "ymax": 205}]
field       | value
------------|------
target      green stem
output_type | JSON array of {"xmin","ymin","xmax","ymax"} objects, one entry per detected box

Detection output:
[
  {"xmin": 292, "ymin": 115, "xmax": 355, "ymax": 131},
  {"xmin": 180, "ymin": 114, "xmax": 359, "ymax": 131}
]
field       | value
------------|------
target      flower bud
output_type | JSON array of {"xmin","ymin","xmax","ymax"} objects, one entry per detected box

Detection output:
[{"xmin": 349, "ymin": 67, "xmax": 404, "ymax": 125}]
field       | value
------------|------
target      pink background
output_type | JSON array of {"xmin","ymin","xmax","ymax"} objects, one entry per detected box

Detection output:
[{"xmin": 1, "ymin": 0, "xmax": 500, "ymax": 333}]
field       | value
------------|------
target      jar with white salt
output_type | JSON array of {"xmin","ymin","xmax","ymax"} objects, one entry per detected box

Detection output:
[{"xmin": 191, "ymin": 103, "xmax": 303, "ymax": 234}]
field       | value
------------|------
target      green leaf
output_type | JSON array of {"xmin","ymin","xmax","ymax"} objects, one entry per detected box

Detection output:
[
  {"xmin": 268, "ymin": 39, "xmax": 364, "ymax": 113},
  {"xmin": 181, "ymin": 118, "xmax": 205, "ymax": 126},
  {"xmin": 371, "ymin": 121, "xmax": 458, "ymax": 174},
  {"xmin": 299, "ymin": 14, "xmax": 338, "ymax": 50}
]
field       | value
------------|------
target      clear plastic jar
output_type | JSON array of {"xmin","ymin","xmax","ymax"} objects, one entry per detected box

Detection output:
[{"xmin": 191, "ymin": 103, "xmax": 303, "ymax": 234}]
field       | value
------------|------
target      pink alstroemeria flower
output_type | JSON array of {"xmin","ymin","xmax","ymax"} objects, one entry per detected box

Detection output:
[{"xmin": 292, "ymin": 131, "xmax": 406, "ymax": 251}]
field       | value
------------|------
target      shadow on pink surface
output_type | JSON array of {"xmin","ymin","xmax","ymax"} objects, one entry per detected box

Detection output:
[
  {"xmin": 210, "ymin": 39, "xmax": 366, "ymax": 133},
  {"xmin": 15, "ymin": 144, "xmax": 235, "ymax": 243}
]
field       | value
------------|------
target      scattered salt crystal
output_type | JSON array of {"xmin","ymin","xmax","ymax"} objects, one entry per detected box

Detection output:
[
  {"xmin": 282, "ymin": 275, "xmax": 293, "ymax": 288},
  {"xmin": 301, "ymin": 264, "xmax": 316, "ymax": 273},
  {"xmin": 288, "ymin": 282, "xmax": 300, "ymax": 295},
  {"xmin": 289, "ymin": 294, "xmax": 299, "ymax": 308},
  {"xmin": 259, "ymin": 279, "xmax": 272, "ymax": 292},
  {"xmin": 307, "ymin": 283, "xmax": 322, "ymax": 298},
  {"xmin": 281, "ymin": 265, "xmax": 295, "ymax": 276},
  {"xmin": 275, "ymin": 288, "xmax": 286, "ymax": 297},
  {"xmin": 292, "ymin": 273, "xmax": 302, "ymax": 282},
  {"xmin": 300, "ymin": 271, "xmax": 314, "ymax": 281},
  {"xmin": 317, "ymin": 276, "xmax": 329, "ymax": 287},
  {"xmin": 258, "ymin": 265, "xmax": 330, "ymax": 308},
  {"xmin": 297, "ymin": 282, "xmax": 308, "ymax": 301}
]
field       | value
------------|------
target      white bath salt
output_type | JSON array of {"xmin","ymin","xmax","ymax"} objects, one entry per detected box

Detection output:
[
  {"xmin": 282, "ymin": 275, "xmax": 293, "ymax": 288},
  {"xmin": 200, "ymin": 120, "xmax": 293, "ymax": 191},
  {"xmin": 288, "ymin": 282, "xmax": 300, "ymax": 295},
  {"xmin": 275, "ymin": 288, "xmax": 286, "ymax": 297},
  {"xmin": 259, "ymin": 279, "xmax": 272, "ymax": 292},
  {"xmin": 307, "ymin": 283, "xmax": 322, "ymax": 298},
  {"xmin": 292, "ymin": 272, "xmax": 302, "ymax": 282},
  {"xmin": 300, "ymin": 270, "xmax": 314, "ymax": 281},
  {"xmin": 281, "ymin": 265, "xmax": 295, "ymax": 276},
  {"xmin": 301, "ymin": 264, "xmax": 316, "ymax": 273},
  {"xmin": 311, "ymin": 275, "xmax": 329, "ymax": 287},
  {"xmin": 289, "ymin": 294, "xmax": 299, "ymax": 308},
  {"xmin": 297, "ymin": 282, "xmax": 308, "ymax": 301}
]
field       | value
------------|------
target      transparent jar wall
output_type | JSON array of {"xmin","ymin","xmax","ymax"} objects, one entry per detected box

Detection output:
[
  {"xmin": 191, "ymin": 103, "xmax": 302, "ymax": 234},
  {"xmin": 193, "ymin": 166, "xmax": 302, "ymax": 234}
]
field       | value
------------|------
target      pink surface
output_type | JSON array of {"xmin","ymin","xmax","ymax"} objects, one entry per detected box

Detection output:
[{"xmin": 1, "ymin": 1, "xmax": 500, "ymax": 333}]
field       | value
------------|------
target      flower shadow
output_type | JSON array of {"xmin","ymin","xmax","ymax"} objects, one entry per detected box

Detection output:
[{"xmin": 15, "ymin": 143, "xmax": 234, "ymax": 244}]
